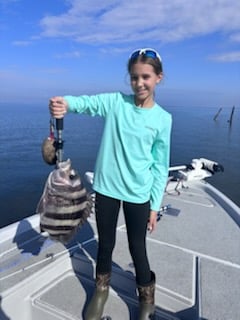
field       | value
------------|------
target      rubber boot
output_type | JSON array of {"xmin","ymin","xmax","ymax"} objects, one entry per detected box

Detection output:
[
  {"xmin": 85, "ymin": 272, "xmax": 111, "ymax": 320},
  {"xmin": 137, "ymin": 271, "xmax": 155, "ymax": 320}
]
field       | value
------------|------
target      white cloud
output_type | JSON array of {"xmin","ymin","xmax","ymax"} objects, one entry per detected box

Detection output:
[
  {"xmin": 12, "ymin": 40, "xmax": 32, "ymax": 46},
  {"xmin": 230, "ymin": 33, "xmax": 240, "ymax": 42},
  {"xmin": 54, "ymin": 51, "xmax": 82, "ymax": 59},
  {"xmin": 39, "ymin": 0, "xmax": 240, "ymax": 45},
  {"xmin": 209, "ymin": 51, "xmax": 240, "ymax": 62}
]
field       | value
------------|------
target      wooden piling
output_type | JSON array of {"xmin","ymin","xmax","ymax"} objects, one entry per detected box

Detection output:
[
  {"xmin": 213, "ymin": 107, "xmax": 222, "ymax": 121},
  {"xmin": 228, "ymin": 106, "xmax": 235, "ymax": 126}
]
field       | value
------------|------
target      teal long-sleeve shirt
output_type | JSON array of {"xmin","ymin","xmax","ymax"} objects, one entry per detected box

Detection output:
[{"xmin": 64, "ymin": 92, "xmax": 172, "ymax": 211}]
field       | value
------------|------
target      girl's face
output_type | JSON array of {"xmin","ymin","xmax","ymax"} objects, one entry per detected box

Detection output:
[{"xmin": 130, "ymin": 62, "xmax": 162, "ymax": 107}]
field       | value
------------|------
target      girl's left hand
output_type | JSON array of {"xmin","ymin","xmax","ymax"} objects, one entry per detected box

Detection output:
[{"xmin": 148, "ymin": 210, "xmax": 158, "ymax": 233}]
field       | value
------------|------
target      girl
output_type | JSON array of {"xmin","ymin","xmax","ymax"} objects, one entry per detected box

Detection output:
[{"xmin": 49, "ymin": 48, "xmax": 172, "ymax": 320}]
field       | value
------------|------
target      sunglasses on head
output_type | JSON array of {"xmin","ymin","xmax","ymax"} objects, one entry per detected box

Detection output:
[{"xmin": 129, "ymin": 48, "xmax": 162, "ymax": 62}]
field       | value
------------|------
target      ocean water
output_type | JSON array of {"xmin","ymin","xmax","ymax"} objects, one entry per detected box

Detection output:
[{"xmin": 1, "ymin": 103, "xmax": 239, "ymax": 228}]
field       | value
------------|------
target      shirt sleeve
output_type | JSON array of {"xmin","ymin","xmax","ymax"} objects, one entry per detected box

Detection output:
[
  {"xmin": 64, "ymin": 92, "xmax": 118, "ymax": 117},
  {"xmin": 150, "ymin": 114, "xmax": 172, "ymax": 211}
]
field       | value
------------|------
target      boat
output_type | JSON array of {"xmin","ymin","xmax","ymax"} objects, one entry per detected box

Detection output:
[{"xmin": 0, "ymin": 158, "xmax": 239, "ymax": 320}]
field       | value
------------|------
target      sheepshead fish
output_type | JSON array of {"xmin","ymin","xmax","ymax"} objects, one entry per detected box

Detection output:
[{"xmin": 36, "ymin": 159, "xmax": 92, "ymax": 244}]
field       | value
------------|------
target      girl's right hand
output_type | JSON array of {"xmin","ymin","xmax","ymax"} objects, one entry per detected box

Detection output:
[{"xmin": 49, "ymin": 96, "xmax": 68, "ymax": 118}]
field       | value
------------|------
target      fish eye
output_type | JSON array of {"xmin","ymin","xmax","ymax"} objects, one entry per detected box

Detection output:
[{"xmin": 69, "ymin": 169, "xmax": 76, "ymax": 180}]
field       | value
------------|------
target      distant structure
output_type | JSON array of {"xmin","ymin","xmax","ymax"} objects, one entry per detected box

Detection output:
[
  {"xmin": 213, "ymin": 106, "xmax": 236, "ymax": 126},
  {"xmin": 228, "ymin": 106, "xmax": 235, "ymax": 126},
  {"xmin": 213, "ymin": 107, "xmax": 222, "ymax": 121}
]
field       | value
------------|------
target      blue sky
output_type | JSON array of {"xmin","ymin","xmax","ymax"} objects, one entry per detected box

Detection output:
[{"xmin": 1, "ymin": 0, "xmax": 239, "ymax": 107}]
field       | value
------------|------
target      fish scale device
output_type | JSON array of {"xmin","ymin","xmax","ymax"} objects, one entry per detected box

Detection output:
[
  {"xmin": 41, "ymin": 117, "xmax": 64, "ymax": 165},
  {"xmin": 55, "ymin": 118, "xmax": 64, "ymax": 163}
]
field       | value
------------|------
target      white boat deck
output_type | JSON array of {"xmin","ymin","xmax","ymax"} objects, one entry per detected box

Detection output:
[{"xmin": 0, "ymin": 179, "xmax": 240, "ymax": 320}]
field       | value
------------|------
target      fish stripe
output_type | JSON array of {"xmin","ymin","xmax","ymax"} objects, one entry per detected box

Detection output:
[
  {"xmin": 41, "ymin": 223, "xmax": 80, "ymax": 230},
  {"xmin": 49, "ymin": 187, "xmax": 87, "ymax": 199},
  {"xmin": 40, "ymin": 224, "xmax": 77, "ymax": 231},
  {"xmin": 40, "ymin": 215, "xmax": 87, "ymax": 227},
  {"xmin": 41, "ymin": 228, "xmax": 75, "ymax": 235},
  {"xmin": 43, "ymin": 201, "xmax": 89, "ymax": 214},
  {"xmin": 43, "ymin": 211, "xmax": 87, "ymax": 220}
]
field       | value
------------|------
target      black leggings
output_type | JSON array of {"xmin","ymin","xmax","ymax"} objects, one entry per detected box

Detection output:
[{"xmin": 95, "ymin": 192, "xmax": 151, "ymax": 286}]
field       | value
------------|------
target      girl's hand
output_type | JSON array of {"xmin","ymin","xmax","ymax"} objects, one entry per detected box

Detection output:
[
  {"xmin": 49, "ymin": 96, "xmax": 68, "ymax": 118},
  {"xmin": 148, "ymin": 210, "xmax": 158, "ymax": 233}
]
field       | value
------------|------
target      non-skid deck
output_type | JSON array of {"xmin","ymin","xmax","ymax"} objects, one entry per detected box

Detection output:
[{"xmin": 1, "ymin": 180, "xmax": 240, "ymax": 320}]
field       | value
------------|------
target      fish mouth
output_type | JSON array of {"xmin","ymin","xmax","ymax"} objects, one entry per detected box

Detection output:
[{"xmin": 57, "ymin": 158, "xmax": 71, "ymax": 169}]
